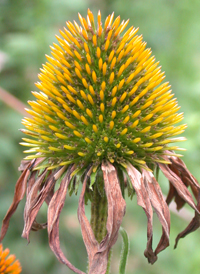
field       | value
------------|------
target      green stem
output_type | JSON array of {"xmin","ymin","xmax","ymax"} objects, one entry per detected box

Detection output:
[
  {"xmin": 90, "ymin": 180, "xmax": 111, "ymax": 273},
  {"xmin": 105, "ymin": 249, "xmax": 112, "ymax": 274},
  {"xmin": 119, "ymin": 227, "xmax": 130, "ymax": 274},
  {"xmin": 90, "ymin": 182, "xmax": 107, "ymax": 243}
]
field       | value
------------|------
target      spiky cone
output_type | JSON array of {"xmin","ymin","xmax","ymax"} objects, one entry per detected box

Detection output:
[
  {"xmin": 0, "ymin": 244, "xmax": 22, "ymax": 274},
  {"xmin": 1, "ymin": 9, "xmax": 200, "ymax": 274}
]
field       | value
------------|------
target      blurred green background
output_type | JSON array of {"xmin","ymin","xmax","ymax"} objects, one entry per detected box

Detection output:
[{"xmin": 0, "ymin": 0, "xmax": 200, "ymax": 273}]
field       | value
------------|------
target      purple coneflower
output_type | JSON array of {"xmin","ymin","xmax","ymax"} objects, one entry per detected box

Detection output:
[{"xmin": 1, "ymin": 9, "xmax": 200, "ymax": 274}]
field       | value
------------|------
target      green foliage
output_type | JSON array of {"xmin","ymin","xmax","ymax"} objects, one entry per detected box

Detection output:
[{"xmin": 1, "ymin": 0, "xmax": 200, "ymax": 273}]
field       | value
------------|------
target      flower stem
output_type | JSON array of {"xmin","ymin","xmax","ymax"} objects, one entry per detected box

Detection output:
[
  {"xmin": 105, "ymin": 249, "xmax": 112, "ymax": 274},
  {"xmin": 119, "ymin": 227, "xmax": 130, "ymax": 274},
  {"xmin": 90, "ymin": 182, "xmax": 107, "ymax": 243}
]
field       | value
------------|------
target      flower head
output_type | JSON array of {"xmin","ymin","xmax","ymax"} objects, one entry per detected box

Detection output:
[
  {"xmin": 21, "ymin": 10, "xmax": 185, "ymax": 170},
  {"xmin": 0, "ymin": 244, "xmax": 22, "ymax": 274},
  {"xmin": 1, "ymin": 9, "xmax": 200, "ymax": 274}
]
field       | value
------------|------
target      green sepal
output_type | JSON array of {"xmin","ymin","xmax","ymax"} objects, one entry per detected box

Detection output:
[
  {"xmin": 89, "ymin": 171, "xmax": 97, "ymax": 190},
  {"xmin": 68, "ymin": 176, "xmax": 76, "ymax": 196},
  {"xmin": 96, "ymin": 167, "xmax": 105, "ymax": 197},
  {"xmin": 155, "ymin": 164, "xmax": 160, "ymax": 181},
  {"xmin": 115, "ymin": 164, "xmax": 125, "ymax": 198},
  {"xmin": 68, "ymin": 167, "xmax": 87, "ymax": 196},
  {"xmin": 119, "ymin": 165, "xmax": 135, "ymax": 199}
]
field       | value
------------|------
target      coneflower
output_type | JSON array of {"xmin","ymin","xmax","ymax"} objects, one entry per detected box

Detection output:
[
  {"xmin": 1, "ymin": 9, "xmax": 200, "ymax": 274},
  {"xmin": 0, "ymin": 243, "xmax": 21, "ymax": 274}
]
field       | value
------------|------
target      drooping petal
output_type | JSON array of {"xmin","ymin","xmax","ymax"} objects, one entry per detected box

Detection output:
[
  {"xmin": 78, "ymin": 162, "xmax": 126, "ymax": 274},
  {"xmin": 26, "ymin": 170, "xmax": 37, "ymax": 196},
  {"xmin": 168, "ymin": 155, "xmax": 200, "ymax": 200},
  {"xmin": 159, "ymin": 159, "xmax": 200, "ymax": 248},
  {"xmin": 165, "ymin": 182, "xmax": 185, "ymax": 210},
  {"xmin": 48, "ymin": 166, "xmax": 85, "ymax": 274},
  {"xmin": 165, "ymin": 155, "xmax": 200, "ymax": 248},
  {"xmin": 0, "ymin": 160, "xmax": 32, "ymax": 241},
  {"xmin": 25, "ymin": 169, "xmax": 49, "ymax": 231},
  {"xmin": 18, "ymin": 157, "xmax": 45, "ymax": 172},
  {"xmin": 78, "ymin": 167, "xmax": 99, "ymax": 273},
  {"xmin": 22, "ymin": 169, "xmax": 48, "ymax": 241},
  {"xmin": 100, "ymin": 162, "xmax": 126, "ymax": 260},
  {"xmin": 174, "ymin": 198, "xmax": 200, "ymax": 248},
  {"xmin": 45, "ymin": 187, "xmax": 55, "ymax": 205},
  {"xmin": 18, "ymin": 159, "xmax": 33, "ymax": 172},
  {"xmin": 126, "ymin": 164, "xmax": 155, "ymax": 263},
  {"xmin": 142, "ymin": 169, "xmax": 170, "ymax": 257},
  {"xmin": 158, "ymin": 162, "xmax": 199, "ymax": 213}
]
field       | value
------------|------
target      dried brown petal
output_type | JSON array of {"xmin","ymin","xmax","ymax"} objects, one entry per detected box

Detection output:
[
  {"xmin": 169, "ymin": 155, "xmax": 200, "ymax": 200},
  {"xmin": 78, "ymin": 162, "xmax": 126, "ymax": 274},
  {"xmin": 142, "ymin": 169, "xmax": 170, "ymax": 257},
  {"xmin": 45, "ymin": 187, "xmax": 55, "ymax": 205},
  {"xmin": 174, "ymin": 197, "xmax": 200, "ymax": 248},
  {"xmin": 18, "ymin": 159, "xmax": 32, "ymax": 172},
  {"xmin": 48, "ymin": 166, "xmax": 85, "ymax": 274},
  {"xmin": 0, "ymin": 161, "xmax": 32, "ymax": 241},
  {"xmin": 127, "ymin": 164, "xmax": 155, "ymax": 263},
  {"xmin": 158, "ymin": 163, "xmax": 199, "ymax": 213},
  {"xmin": 159, "ymin": 159, "xmax": 200, "ymax": 248},
  {"xmin": 164, "ymin": 155, "xmax": 200, "ymax": 248},
  {"xmin": 22, "ymin": 169, "xmax": 48, "ymax": 241},
  {"xmin": 127, "ymin": 165, "xmax": 170, "ymax": 264},
  {"xmin": 78, "ymin": 168, "xmax": 99, "ymax": 273},
  {"xmin": 165, "ymin": 182, "xmax": 186, "ymax": 210},
  {"xmin": 100, "ymin": 162, "xmax": 126, "ymax": 260},
  {"xmin": 26, "ymin": 170, "xmax": 37, "ymax": 195}
]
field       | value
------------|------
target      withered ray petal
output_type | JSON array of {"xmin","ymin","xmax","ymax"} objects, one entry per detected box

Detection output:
[
  {"xmin": 126, "ymin": 164, "xmax": 156, "ymax": 264},
  {"xmin": 0, "ymin": 161, "xmax": 32, "ymax": 241},
  {"xmin": 22, "ymin": 169, "xmax": 48, "ymax": 241},
  {"xmin": 142, "ymin": 168, "xmax": 170, "ymax": 256},
  {"xmin": 48, "ymin": 165, "xmax": 85, "ymax": 274},
  {"xmin": 158, "ymin": 162, "xmax": 200, "ymax": 214}
]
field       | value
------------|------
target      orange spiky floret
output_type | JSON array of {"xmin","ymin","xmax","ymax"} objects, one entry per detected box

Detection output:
[{"xmin": 0, "ymin": 244, "xmax": 22, "ymax": 274}]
